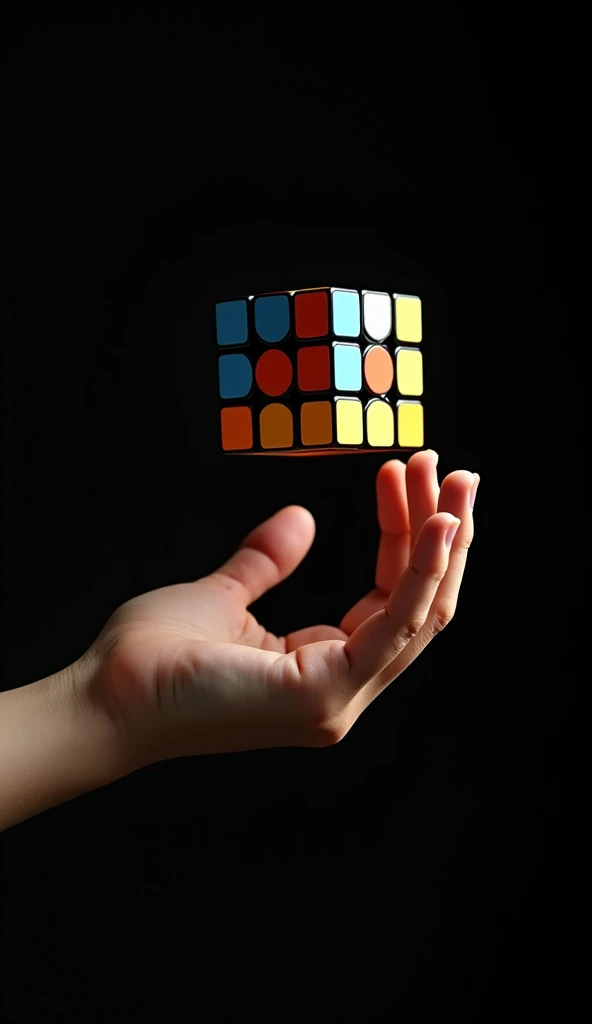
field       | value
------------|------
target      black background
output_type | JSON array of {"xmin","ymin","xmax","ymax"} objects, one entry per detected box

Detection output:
[{"xmin": 2, "ymin": 4, "xmax": 565, "ymax": 1021}]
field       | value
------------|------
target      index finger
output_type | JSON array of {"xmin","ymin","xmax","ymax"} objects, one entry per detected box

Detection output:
[{"xmin": 406, "ymin": 449, "xmax": 441, "ymax": 550}]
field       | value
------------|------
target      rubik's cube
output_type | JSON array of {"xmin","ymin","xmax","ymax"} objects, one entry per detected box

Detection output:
[{"xmin": 215, "ymin": 288, "xmax": 424, "ymax": 455}]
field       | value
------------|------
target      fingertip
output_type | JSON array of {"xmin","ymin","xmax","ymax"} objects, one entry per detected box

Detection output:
[
  {"xmin": 285, "ymin": 504, "xmax": 315, "ymax": 524},
  {"xmin": 290, "ymin": 505, "xmax": 317, "ymax": 539},
  {"xmin": 405, "ymin": 449, "xmax": 440, "ymax": 478},
  {"xmin": 444, "ymin": 516, "xmax": 461, "ymax": 549},
  {"xmin": 426, "ymin": 511, "xmax": 459, "ymax": 530},
  {"xmin": 375, "ymin": 459, "xmax": 406, "ymax": 498},
  {"xmin": 264, "ymin": 505, "xmax": 316, "ymax": 542},
  {"xmin": 377, "ymin": 458, "xmax": 405, "ymax": 478},
  {"xmin": 413, "ymin": 511, "xmax": 457, "ymax": 548},
  {"xmin": 447, "ymin": 469, "xmax": 475, "ymax": 488}
]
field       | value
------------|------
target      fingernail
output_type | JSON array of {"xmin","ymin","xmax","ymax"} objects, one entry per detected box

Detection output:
[
  {"xmin": 445, "ymin": 518, "xmax": 461, "ymax": 549},
  {"xmin": 425, "ymin": 449, "xmax": 439, "ymax": 465},
  {"xmin": 469, "ymin": 474, "xmax": 480, "ymax": 510}
]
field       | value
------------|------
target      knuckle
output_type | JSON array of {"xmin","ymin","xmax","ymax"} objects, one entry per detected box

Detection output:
[
  {"xmin": 216, "ymin": 568, "xmax": 245, "ymax": 591},
  {"xmin": 307, "ymin": 710, "xmax": 349, "ymax": 748},
  {"xmin": 314, "ymin": 722, "xmax": 346, "ymax": 747},
  {"xmin": 410, "ymin": 563, "xmax": 446, "ymax": 586},
  {"xmin": 456, "ymin": 532, "xmax": 473, "ymax": 553},
  {"xmin": 399, "ymin": 617, "xmax": 425, "ymax": 643},
  {"xmin": 431, "ymin": 604, "xmax": 456, "ymax": 634}
]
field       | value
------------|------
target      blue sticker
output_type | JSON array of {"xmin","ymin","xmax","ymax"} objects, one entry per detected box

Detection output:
[
  {"xmin": 254, "ymin": 294, "xmax": 290, "ymax": 343},
  {"xmin": 216, "ymin": 300, "xmax": 249, "ymax": 346},
  {"xmin": 218, "ymin": 353, "xmax": 253, "ymax": 399}
]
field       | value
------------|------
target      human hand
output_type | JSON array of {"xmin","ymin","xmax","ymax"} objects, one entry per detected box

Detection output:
[{"xmin": 83, "ymin": 451, "xmax": 478, "ymax": 767}]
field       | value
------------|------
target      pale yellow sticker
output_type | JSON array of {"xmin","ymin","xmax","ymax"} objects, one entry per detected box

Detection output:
[
  {"xmin": 336, "ymin": 398, "xmax": 363, "ymax": 445},
  {"xmin": 396, "ymin": 348, "xmax": 423, "ymax": 396},
  {"xmin": 366, "ymin": 400, "xmax": 394, "ymax": 447},
  {"xmin": 394, "ymin": 295, "xmax": 422, "ymax": 343}
]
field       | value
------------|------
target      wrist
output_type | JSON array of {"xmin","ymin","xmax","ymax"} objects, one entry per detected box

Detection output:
[{"xmin": 0, "ymin": 652, "xmax": 137, "ymax": 830}]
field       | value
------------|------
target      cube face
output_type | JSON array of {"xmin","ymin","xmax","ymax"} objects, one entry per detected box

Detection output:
[{"xmin": 215, "ymin": 287, "xmax": 425, "ymax": 455}]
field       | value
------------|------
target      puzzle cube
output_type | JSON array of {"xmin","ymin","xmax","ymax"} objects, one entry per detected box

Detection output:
[{"xmin": 215, "ymin": 287, "xmax": 424, "ymax": 455}]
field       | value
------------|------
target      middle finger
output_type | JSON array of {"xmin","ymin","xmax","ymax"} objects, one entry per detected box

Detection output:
[{"xmin": 406, "ymin": 449, "xmax": 441, "ymax": 549}]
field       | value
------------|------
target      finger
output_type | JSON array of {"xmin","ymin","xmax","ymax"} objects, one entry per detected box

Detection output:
[
  {"xmin": 207, "ymin": 505, "xmax": 315, "ymax": 606},
  {"xmin": 340, "ymin": 458, "xmax": 410, "ymax": 636},
  {"xmin": 437, "ymin": 469, "xmax": 477, "ymax": 518},
  {"xmin": 429, "ymin": 468, "xmax": 477, "ymax": 625},
  {"xmin": 364, "ymin": 469, "xmax": 476, "ymax": 694},
  {"xmin": 341, "ymin": 450, "xmax": 444, "ymax": 637},
  {"xmin": 285, "ymin": 625, "xmax": 349, "ymax": 650},
  {"xmin": 343, "ymin": 512, "xmax": 460, "ymax": 688},
  {"xmin": 339, "ymin": 588, "xmax": 387, "ymax": 637},
  {"xmin": 374, "ymin": 459, "xmax": 411, "ymax": 594},
  {"xmin": 406, "ymin": 449, "xmax": 441, "ymax": 550}
]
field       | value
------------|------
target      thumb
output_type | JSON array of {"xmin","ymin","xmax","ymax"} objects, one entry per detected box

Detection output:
[{"xmin": 207, "ymin": 505, "xmax": 316, "ymax": 606}]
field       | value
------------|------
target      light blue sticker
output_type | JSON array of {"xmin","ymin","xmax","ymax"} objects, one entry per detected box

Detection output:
[
  {"xmin": 216, "ymin": 299, "xmax": 249, "ymax": 346},
  {"xmin": 218, "ymin": 353, "xmax": 253, "ymax": 399},
  {"xmin": 333, "ymin": 343, "xmax": 362, "ymax": 391},
  {"xmin": 332, "ymin": 290, "xmax": 360, "ymax": 337}
]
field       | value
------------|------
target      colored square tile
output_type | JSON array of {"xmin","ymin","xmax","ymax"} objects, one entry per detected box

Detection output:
[
  {"xmin": 260, "ymin": 403, "xmax": 293, "ymax": 448},
  {"xmin": 301, "ymin": 401, "xmax": 332, "ymax": 445},
  {"xmin": 366, "ymin": 399, "xmax": 394, "ymax": 447},
  {"xmin": 394, "ymin": 294, "xmax": 422, "ymax": 342},
  {"xmin": 218, "ymin": 353, "xmax": 253, "ymax": 399},
  {"xmin": 396, "ymin": 348, "xmax": 423, "ymax": 396},
  {"xmin": 397, "ymin": 401, "xmax": 424, "ymax": 447},
  {"xmin": 335, "ymin": 398, "xmax": 363, "ymax": 444},
  {"xmin": 332, "ymin": 289, "xmax": 360, "ymax": 337},
  {"xmin": 216, "ymin": 299, "xmax": 249, "ymax": 346},
  {"xmin": 254, "ymin": 294, "xmax": 290, "ymax": 343},
  {"xmin": 362, "ymin": 291, "xmax": 392, "ymax": 342},
  {"xmin": 333, "ymin": 342, "xmax": 362, "ymax": 391},
  {"xmin": 221, "ymin": 406, "xmax": 253, "ymax": 450},
  {"xmin": 294, "ymin": 290, "xmax": 329, "ymax": 339},
  {"xmin": 297, "ymin": 345, "xmax": 331, "ymax": 391}
]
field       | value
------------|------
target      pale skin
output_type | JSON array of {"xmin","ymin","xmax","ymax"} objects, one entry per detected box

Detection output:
[{"xmin": 0, "ymin": 450, "xmax": 479, "ymax": 831}]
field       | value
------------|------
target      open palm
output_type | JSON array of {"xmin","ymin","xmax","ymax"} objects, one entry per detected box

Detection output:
[{"xmin": 90, "ymin": 450, "xmax": 477, "ymax": 764}]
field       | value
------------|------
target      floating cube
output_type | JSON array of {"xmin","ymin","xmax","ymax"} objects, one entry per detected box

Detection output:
[{"xmin": 215, "ymin": 287, "xmax": 424, "ymax": 455}]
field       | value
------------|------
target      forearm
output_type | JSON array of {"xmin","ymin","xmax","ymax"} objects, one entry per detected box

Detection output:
[{"xmin": 0, "ymin": 654, "xmax": 134, "ymax": 830}]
